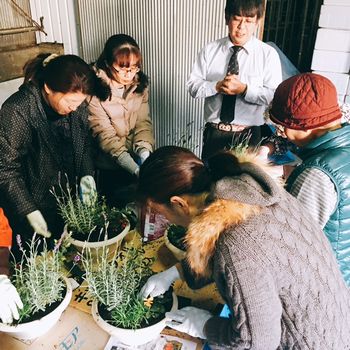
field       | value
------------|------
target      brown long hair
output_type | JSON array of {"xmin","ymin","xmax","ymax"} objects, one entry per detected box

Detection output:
[
  {"xmin": 138, "ymin": 146, "xmax": 243, "ymax": 204},
  {"xmin": 23, "ymin": 53, "xmax": 110, "ymax": 101},
  {"xmin": 96, "ymin": 34, "xmax": 148, "ymax": 93}
]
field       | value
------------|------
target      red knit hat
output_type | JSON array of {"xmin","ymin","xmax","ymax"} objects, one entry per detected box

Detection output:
[{"xmin": 269, "ymin": 73, "xmax": 341, "ymax": 130}]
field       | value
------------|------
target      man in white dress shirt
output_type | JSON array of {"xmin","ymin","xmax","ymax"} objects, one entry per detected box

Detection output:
[{"xmin": 187, "ymin": 0, "xmax": 282, "ymax": 159}]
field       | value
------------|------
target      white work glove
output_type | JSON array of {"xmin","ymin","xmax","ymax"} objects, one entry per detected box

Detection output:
[
  {"xmin": 256, "ymin": 145, "xmax": 271, "ymax": 162},
  {"xmin": 79, "ymin": 175, "xmax": 97, "ymax": 206},
  {"xmin": 139, "ymin": 265, "xmax": 180, "ymax": 298},
  {"xmin": 26, "ymin": 210, "xmax": 51, "ymax": 238},
  {"xmin": 139, "ymin": 149, "xmax": 150, "ymax": 164},
  {"xmin": 0, "ymin": 275, "xmax": 23, "ymax": 324},
  {"xmin": 166, "ymin": 306, "xmax": 212, "ymax": 339},
  {"xmin": 134, "ymin": 166, "xmax": 140, "ymax": 177}
]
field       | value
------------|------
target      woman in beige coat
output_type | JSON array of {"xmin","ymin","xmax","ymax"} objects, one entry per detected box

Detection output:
[{"xmin": 89, "ymin": 34, "xmax": 154, "ymax": 206}]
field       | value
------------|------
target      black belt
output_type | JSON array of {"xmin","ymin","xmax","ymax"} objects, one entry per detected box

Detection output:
[{"xmin": 206, "ymin": 122, "xmax": 250, "ymax": 132}]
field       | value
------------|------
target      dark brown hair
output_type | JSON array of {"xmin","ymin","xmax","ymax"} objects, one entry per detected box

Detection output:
[
  {"xmin": 225, "ymin": 0, "xmax": 265, "ymax": 21},
  {"xmin": 96, "ymin": 34, "xmax": 148, "ymax": 93},
  {"xmin": 138, "ymin": 146, "xmax": 242, "ymax": 204},
  {"xmin": 23, "ymin": 53, "xmax": 110, "ymax": 101}
]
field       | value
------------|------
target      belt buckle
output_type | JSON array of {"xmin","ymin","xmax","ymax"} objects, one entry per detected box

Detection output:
[{"xmin": 218, "ymin": 122, "xmax": 232, "ymax": 132}]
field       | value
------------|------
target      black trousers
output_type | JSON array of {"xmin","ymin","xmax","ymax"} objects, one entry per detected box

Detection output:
[{"xmin": 201, "ymin": 123, "xmax": 266, "ymax": 159}]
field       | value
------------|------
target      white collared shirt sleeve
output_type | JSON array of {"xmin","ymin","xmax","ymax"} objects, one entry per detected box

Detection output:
[
  {"xmin": 187, "ymin": 48, "xmax": 219, "ymax": 99},
  {"xmin": 244, "ymin": 47, "xmax": 282, "ymax": 106}
]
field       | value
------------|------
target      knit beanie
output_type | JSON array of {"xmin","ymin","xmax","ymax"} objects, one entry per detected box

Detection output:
[{"xmin": 269, "ymin": 73, "xmax": 342, "ymax": 130}]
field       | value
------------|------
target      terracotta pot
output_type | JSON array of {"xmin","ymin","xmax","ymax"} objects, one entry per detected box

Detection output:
[
  {"xmin": 0, "ymin": 276, "xmax": 72, "ymax": 340},
  {"xmin": 164, "ymin": 229, "xmax": 186, "ymax": 261},
  {"xmin": 92, "ymin": 292, "xmax": 178, "ymax": 346}
]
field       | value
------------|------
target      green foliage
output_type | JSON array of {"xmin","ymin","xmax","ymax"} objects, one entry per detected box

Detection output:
[
  {"xmin": 81, "ymin": 235, "xmax": 170, "ymax": 329},
  {"xmin": 12, "ymin": 234, "xmax": 65, "ymax": 323},
  {"xmin": 227, "ymin": 132, "xmax": 262, "ymax": 157},
  {"xmin": 51, "ymin": 177, "xmax": 127, "ymax": 238},
  {"xmin": 167, "ymin": 121, "xmax": 201, "ymax": 153},
  {"xmin": 167, "ymin": 224, "xmax": 187, "ymax": 251},
  {"xmin": 110, "ymin": 292, "xmax": 171, "ymax": 329}
]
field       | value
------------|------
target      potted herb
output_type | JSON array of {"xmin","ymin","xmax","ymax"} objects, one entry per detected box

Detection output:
[
  {"xmin": 81, "ymin": 236, "xmax": 178, "ymax": 346},
  {"xmin": 0, "ymin": 234, "xmax": 72, "ymax": 340},
  {"xmin": 51, "ymin": 180, "xmax": 130, "ymax": 259},
  {"xmin": 164, "ymin": 224, "xmax": 187, "ymax": 261}
]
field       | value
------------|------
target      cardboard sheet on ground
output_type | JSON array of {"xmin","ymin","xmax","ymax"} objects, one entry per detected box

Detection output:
[{"xmin": 0, "ymin": 306, "xmax": 109, "ymax": 350}]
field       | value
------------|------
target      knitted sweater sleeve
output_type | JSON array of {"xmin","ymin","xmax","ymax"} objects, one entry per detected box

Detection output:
[
  {"xmin": 288, "ymin": 167, "xmax": 337, "ymax": 228},
  {"xmin": 204, "ymin": 243, "xmax": 282, "ymax": 349}
]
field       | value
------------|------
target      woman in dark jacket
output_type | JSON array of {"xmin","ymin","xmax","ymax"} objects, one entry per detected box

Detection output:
[
  {"xmin": 0, "ymin": 53, "xmax": 109, "ymax": 247},
  {"xmin": 138, "ymin": 146, "xmax": 350, "ymax": 350}
]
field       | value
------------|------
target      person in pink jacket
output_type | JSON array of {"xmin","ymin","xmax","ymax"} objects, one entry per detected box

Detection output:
[{"xmin": 89, "ymin": 34, "xmax": 154, "ymax": 208}]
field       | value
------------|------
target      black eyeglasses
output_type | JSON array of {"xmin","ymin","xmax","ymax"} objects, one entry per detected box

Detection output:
[
  {"xmin": 111, "ymin": 64, "xmax": 140, "ymax": 76},
  {"xmin": 273, "ymin": 123, "xmax": 286, "ymax": 137}
]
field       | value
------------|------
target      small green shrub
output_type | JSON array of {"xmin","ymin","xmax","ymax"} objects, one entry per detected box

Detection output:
[
  {"xmin": 167, "ymin": 224, "xmax": 187, "ymax": 251},
  {"xmin": 11, "ymin": 234, "xmax": 65, "ymax": 323},
  {"xmin": 81, "ymin": 234, "xmax": 171, "ymax": 329},
  {"xmin": 51, "ymin": 177, "xmax": 128, "ymax": 241}
]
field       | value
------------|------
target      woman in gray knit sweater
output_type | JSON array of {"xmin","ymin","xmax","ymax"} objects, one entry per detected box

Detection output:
[{"xmin": 138, "ymin": 146, "xmax": 350, "ymax": 350}]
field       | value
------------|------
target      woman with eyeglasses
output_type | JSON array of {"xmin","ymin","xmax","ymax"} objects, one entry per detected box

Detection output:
[{"xmin": 89, "ymin": 34, "xmax": 154, "ymax": 207}]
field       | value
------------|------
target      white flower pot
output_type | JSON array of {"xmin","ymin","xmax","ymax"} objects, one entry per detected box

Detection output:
[
  {"xmin": 66, "ymin": 217, "xmax": 130, "ymax": 260},
  {"xmin": 164, "ymin": 229, "xmax": 186, "ymax": 261},
  {"xmin": 0, "ymin": 276, "xmax": 72, "ymax": 340},
  {"xmin": 91, "ymin": 292, "xmax": 178, "ymax": 346}
]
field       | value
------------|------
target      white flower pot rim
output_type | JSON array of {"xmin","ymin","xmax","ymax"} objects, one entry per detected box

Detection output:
[
  {"xmin": 92, "ymin": 292, "xmax": 178, "ymax": 346},
  {"xmin": 0, "ymin": 275, "xmax": 72, "ymax": 339},
  {"xmin": 67, "ymin": 215, "xmax": 130, "ymax": 249}
]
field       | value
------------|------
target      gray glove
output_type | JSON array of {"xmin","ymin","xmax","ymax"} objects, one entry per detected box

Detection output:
[
  {"xmin": 139, "ymin": 265, "xmax": 180, "ymax": 298},
  {"xmin": 26, "ymin": 210, "xmax": 51, "ymax": 238},
  {"xmin": 80, "ymin": 175, "xmax": 97, "ymax": 206},
  {"xmin": 166, "ymin": 306, "xmax": 212, "ymax": 339},
  {"xmin": 0, "ymin": 275, "xmax": 23, "ymax": 324},
  {"xmin": 117, "ymin": 152, "xmax": 139, "ymax": 176},
  {"xmin": 139, "ymin": 149, "xmax": 150, "ymax": 164}
]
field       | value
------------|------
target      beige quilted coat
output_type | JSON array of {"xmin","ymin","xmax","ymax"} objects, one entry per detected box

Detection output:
[{"xmin": 88, "ymin": 69, "xmax": 154, "ymax": 173}]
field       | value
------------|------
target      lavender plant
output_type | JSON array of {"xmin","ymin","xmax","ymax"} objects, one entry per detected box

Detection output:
[
  {"xmin": 81, "ymin": 231, "xmax": 171, "ymax": 329},
  {"xmin": 11, "ymin": 234, "xmax": 65, "ymax": 323},
  {"xmin": 167, "ymin": 121, "xmax": 201, "ymax": 154},
  {"xmin": 51, "ymin": 177, "xmax": 127, "ymax": 240}
]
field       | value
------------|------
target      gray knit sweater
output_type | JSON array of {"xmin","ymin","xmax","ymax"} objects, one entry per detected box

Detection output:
[{"xmin": 184, "ymin": 163, "xmax": 350, "ymax": 349}]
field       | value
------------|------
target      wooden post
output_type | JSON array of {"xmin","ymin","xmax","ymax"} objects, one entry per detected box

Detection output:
[{"xmin": 258, "ymin": 0, "xmax": 268, "ymax": 40}]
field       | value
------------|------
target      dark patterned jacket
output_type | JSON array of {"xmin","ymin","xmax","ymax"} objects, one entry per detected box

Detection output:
[{"xmin": 0, "ymin": 83, "xmax": 94, "ymax": 240}]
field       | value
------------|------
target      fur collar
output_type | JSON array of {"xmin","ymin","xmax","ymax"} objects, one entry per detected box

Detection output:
[
  {"xmin": 184, "ymin": 151, "xmax": 282, "ymax": 277},
  {"xmin": 185, "ymin": 198, "xmax": 261, "ymax": 277}
]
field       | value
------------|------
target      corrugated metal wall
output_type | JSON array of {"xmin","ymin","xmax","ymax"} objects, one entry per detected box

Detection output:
[{"xmin": 77, "ymin": 0, "xmax": 228, "ymax": 153}]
